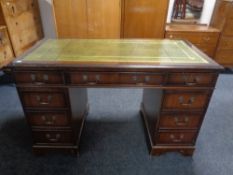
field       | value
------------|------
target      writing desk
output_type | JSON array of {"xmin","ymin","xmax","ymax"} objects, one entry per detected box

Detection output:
[{"xmin": 11, "ymin": 39, "xmax": 223, "ymax": 156}]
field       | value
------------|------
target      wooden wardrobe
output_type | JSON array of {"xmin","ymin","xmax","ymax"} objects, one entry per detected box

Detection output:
[
  {"xmin": 210, "ymin": 0, "xmax": 233, "ymax": 67},
  {"xmin": 52, "ymin": 0, "xmax": 169, "ymax": 39}
]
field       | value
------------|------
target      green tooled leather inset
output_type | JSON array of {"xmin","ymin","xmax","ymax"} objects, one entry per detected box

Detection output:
[{"xmin": 24, "ymin": 39, "xmax": 209, "ymax": 64}]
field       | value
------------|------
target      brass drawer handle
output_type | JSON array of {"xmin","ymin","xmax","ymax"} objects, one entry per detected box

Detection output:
[
  {"xmin": 30, "ymin": 74, "xmax": 49, "ymax": 84},
  {"xmin": 36, "ymin": 95, "xmax": 52, "ymax": 105},
  {"xmin": 178, "ymin": 96, "xmax": 195, "ymax": 106},
  {"xmin": 144, "ymin": 76, "xmax": 150, "ymax": 83},
  {"xmin": 41, "ymin": 115, "xmax": 57, "ymax": 125},
  {"xmin": 82, "ymin": 74, "xmax": 100, "ymax": 85},
  {"xmin": 170, "ymin": 134, "xmax": 184, "ymax": 143},
  {"xmin": 182, "ymin": 73, "xmax": 200, "ymax": 86},
  {"xmin": 174, "ymin": 117, "xmax": 189, "ymax": 126},
  {"xmin": 132, "ymin": 75, "xmax": 138, "ymax": 82},
  {"xmin": 45, "ymin": 134, "xmax": 61, "ymax": 142}
]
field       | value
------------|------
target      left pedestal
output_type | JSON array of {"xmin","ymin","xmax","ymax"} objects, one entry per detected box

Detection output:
[{"xmin": 14, "ymin": 70, "xmax": 88, "ymax": 155}]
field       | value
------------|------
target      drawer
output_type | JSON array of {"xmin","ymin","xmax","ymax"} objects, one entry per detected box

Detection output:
[
  {"xmin": 167, "ymin": 73, "xmax": 216, "ymax": 87},
  {"xmin": 222, "ymin": 19, "xmax": 233, "ymax": 36},
  {"xmin": 0, "ymin": 26, "xmax": 14, "ymax": 67},
  {"xmin": 69, "ymin": 72, "xmax": 164, "ymax": 86},
  {"xmin": 215, "ymin": 49, "xmax": 233, "ymax": 65},
  {"xmin": 20, "ymin": 91, "xmax": 67, "ymax": 109},
  {"xmin": 69, "ymin": 72, "xmax": 118, "ymax": 85},
  {"xmin": 0, "ymin": 45, "xmax": 14, "ymax": 66},
  {"xmin": 33, "ymin": 130, "xmax": 74, "ymax": 145},
  {"xmin": 166, "ymin": 32, "xmax": 219, "ymax": 45},
  {"xmin": 156, "ymin": 131, "xmax": 197, "ymax": 145},
  {"xmin": 194, "ymin": 44, "xmax": 216, "ymax": 57},
  {"xmin": 217, "ymin": 37, "xmax": 233, "ymax": 50},
  {"xmin": 14, "ymin": 71, "xmax": 64, "ymax": 85},
  {"xmin": 162, "ymin": 91, "xmax": 210, "ymax": 110},
  {"xmin": 26, "ymin": 111, "xmax": 70, "ymax": 127},
  {"xmin": 119, "ymin": 73, "xmax": 164, "ymax": 85},
  {"xmin": 159, "ymin": 113, "xmax": 202, "ymax": 129}
]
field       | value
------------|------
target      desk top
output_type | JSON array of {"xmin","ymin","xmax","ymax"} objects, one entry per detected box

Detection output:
[{"xmin": 13, "ymin": 39, "xmax": 222, "ymax": 70}]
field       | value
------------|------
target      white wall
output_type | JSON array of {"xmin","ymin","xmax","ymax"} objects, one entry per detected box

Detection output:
[
  {"xmin": 166, "ymin": 0, "xmax": 216, "ymax": 25},
  {"xmin": 200, "ymin": 0, "xmax": 217, "ymax": 24},
  {"xmin": 38, "ymin": 0, "xmax": 216, "ymax": 38},
  {"xmin": 38, "ymin": 0, "xmax": 56, "ymax": 38}
]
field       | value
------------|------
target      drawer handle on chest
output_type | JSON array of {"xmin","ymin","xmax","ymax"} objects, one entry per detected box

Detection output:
[
  {"xmin": 174, "ymin": 117, "xmax": 189, "ymax": 126},
  {"xmin": 36, "ymin": 95, "xmax": 52, "ymax": 105},
  {"xmin": 170, "ymin": 134, "xmax": 184, "ymax": 143},
  {"xmin": 203, "ymin": 37, "xmax": 210, "ymax": 42},
  {"xmin": 179, "ymin": 96, "xmax": 195, "ymax": 106},
  {"xmin": 41, "ymin": 115, "xmax": 57, "ymax": 125},
  {"xmin": 31, "ymin": 74, "xmax": 49, "ymax": 84},
  {"xmin": 45, "ymin": 134, "xmax": 61, "ymax": 142}
]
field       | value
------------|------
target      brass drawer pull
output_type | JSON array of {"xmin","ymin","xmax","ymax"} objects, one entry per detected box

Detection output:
[
  {"xmin": 132, "ymin": 75, "xmax": 138, "ymax": 82},
  {"xmin": 36, "ymin": 95, "xmax": 52, "ymax": 105},
  {"xmin": 82, "ymin": 75, "xmax": 88, "ymax": 81},
  {"xmin": 41, "ymin": 115, "xmax": 57, "ymax": 125},
  {"xmin": 170, "ymin": 134, "xmax": 184, "ymax": 143},
  {"xmin": 174, "ymin": 117, "xmax": 189, "ymax": 126},
  {"xmin": 82, "ymin": 74, "xmax": 100, "ymax": 85},
  {"xmin": 145, "ymin": 76, "xmax": 150, "ymax": 83},
  {"xmin": 178, "ymin": 96, "xmax": 195, "ymax": 106},
  {"xmin": 45, "ymin": 133, "xmax": 61, "ymax": 142},
  {"xmin": 182, "ymin": 73, "xmax": 200, "ymax": 86},
  {"xmin": 30, "ymin": 74, "xmax": 49, "ymax": 84}
]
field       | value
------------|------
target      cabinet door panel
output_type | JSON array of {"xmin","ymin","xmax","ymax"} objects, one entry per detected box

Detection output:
[
  {"xmin": 123, "ymin": 0, "xmax": 169, "ymax": 38},
  {"xmin": 53, "ymin": 0, "xmax": 121, "ymax": 39},
  {"xmin": 86, "ymin": 0, "xmax": 121, "ymax": 38},
  {"xmin": 52, "ymin": 0, "xmax": 88, "ymax": 38}
]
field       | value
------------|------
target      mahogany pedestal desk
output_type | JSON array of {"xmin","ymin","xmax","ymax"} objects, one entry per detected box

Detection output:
[{"xmin": 11, "ymin": 39, "xmax": 223, "ymax": 156}]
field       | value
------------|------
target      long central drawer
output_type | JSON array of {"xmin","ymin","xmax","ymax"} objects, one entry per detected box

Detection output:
[{"xmin": 69, "ymin": 72, "xmax": 164, "ymax": 86}]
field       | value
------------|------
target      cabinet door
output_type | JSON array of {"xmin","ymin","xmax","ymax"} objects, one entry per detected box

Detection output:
[
  {"xmin": 52, "ymin": 0, "xmax": 88, "ymax": 38},
  {"xmin": 122, "ymin": 0, "xmax": 169, "ymax": 38},
  {"xmin": 53, "ymin": 0, "xmax": 121, "ymax": 39},
  {"xmin": 86, "ymin": 0, "xmax": 121, "ymax": 38}
]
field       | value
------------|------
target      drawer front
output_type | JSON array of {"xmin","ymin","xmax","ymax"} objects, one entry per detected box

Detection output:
[
  {"xmin": 163, "ymin": 91, "xmax": 210, "ymax": 110},
  {"xmin": 156, "ymin": 131, "xmax": 197, "ymax": 145},
  {"xmin": 14, "ymin": 71, "xmax": 64, "ymax": 85},
  {"xmin": 33, "ymin": 130, "xmax": 74, "ymax": 145},
  {"xmin": 223, "ymin": 19, "xmax": 233, "ymax": 36},
  {"xmin": 0, "ymin": 45, "xmax": 14, "ymax": 66},
  {"xmin": 69, "ymin": 72, "xmax": 164, "ymax": 86},
  {"xmin": 119, "ymin": 73, "xmax": 164, "ymax": 85},
  {"xmin": 21, "ymin": 91, "xmax": 67, "ymax": 108},
  {"xmin": 195, "ymin": 44, "xmax": 216, "ymax": 57},
  {"xmin": 159, "ymin": 113, "xmax": 202, "ymax": 129},
  {"xmin": 26, "ymin": 111, "xmax": 70, "ymax": 127},
  {"xmin": 167, "ymin": 73, "xmax": 216, "ymax": 87},
  {"xmin": 215, "ymin": 49, "xmax": 233, "ymax": 64},
  {"xmin": 0, "ymin": 27, "xmax": 14, "ymax": 67},
  {"xmin": 69, "ymin": 72, "xmax": 119, "ymax": 85},
  {"xmin": 217, "ymin": 37, "xmax": 233, "ymax": 50},
  {"xmin": 166, "ymin": 32, "xmax": 219, "ymax": 45}
]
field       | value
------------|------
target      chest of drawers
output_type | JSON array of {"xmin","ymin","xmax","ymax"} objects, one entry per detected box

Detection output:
[
  {"xmin": 0, "ymin": 26, "xmax": 14, "ymax": 68},
  {"xmin": 165, "ymin": 24, "xmax": 220, "ymax": 58},
  {"xmin": 210, "ymin": 0, "xmax": 233, "ymax": 66}
]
